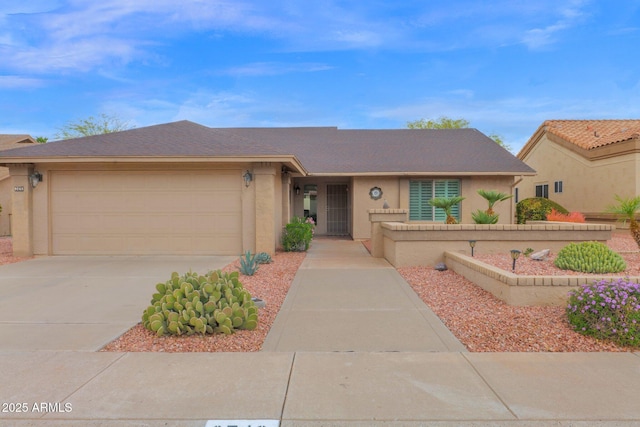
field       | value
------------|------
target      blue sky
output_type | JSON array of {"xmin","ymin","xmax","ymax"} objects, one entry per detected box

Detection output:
[{"xmin": 1, "ymin": 1, "xmax": 639, "ymax": 152}]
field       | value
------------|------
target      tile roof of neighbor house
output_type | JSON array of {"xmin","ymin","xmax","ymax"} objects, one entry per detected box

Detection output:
[
  {"xmin": 0, "ymin": 120, "xmax": 535, "ymax": 175},
  {"xmin": 540, "ymin": 119, "xmax": 640, "ymax": 150},
  {"xmin": 0, "ymin": 134, "xmax": 36, "ymax": 151}
]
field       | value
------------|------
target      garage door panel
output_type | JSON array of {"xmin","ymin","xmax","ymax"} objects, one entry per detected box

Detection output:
[{"xmin": 51, "ymin": 171, "xmax": 243, "ymax": 255}]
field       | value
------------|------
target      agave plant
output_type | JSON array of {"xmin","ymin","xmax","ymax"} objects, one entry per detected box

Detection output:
[
  {"xmin": 477, "ymin": 189, "xmax": 513, "ymax": 215},
  {"xmin": 606, "ymin": 194, "xmax": 640, "ymax": 249},
  {"xmin": 428, "ymin": 196, "xmax": 465, "ymax": 224}
]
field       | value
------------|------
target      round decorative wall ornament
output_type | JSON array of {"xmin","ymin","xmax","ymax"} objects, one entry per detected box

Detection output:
[{"xmin": 369, "ymin": 186, "xmax": 383, "ymax": 200}]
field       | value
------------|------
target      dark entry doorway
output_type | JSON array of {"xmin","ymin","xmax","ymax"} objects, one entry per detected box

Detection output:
[{"xmin": 326, "ymin": 184, "xmax": 349, "ymax": 236}]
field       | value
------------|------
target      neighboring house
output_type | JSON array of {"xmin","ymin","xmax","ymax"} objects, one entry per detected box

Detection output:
[
  {"xmin": 0, "ymin": 134, "xmax": 36, "ymax": 236},
  {"xmin": 516, "ymin": 119, "xmax": 640, "ymax": 220},
  {"xmin": 0, "ymin": 121, "xmax": 534, "ymax": 256}
]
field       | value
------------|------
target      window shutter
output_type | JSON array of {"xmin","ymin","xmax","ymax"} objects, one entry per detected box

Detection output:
[
  {"xmin": 409, "ymin": 180, "xmax": 433, "ymax": 220},
  {"xmin": 433, "ymin": 180, "xmax": 447, "ymax": 222},
  {"xmin": 409, "ymin": 181, "xmax": 421, "ymax": 220},
  {"xmin": 447, "ymin": 180, "xmax": 461, "ymax": 221},
  {"xmin": 409, "ymin": 179, "xmax": 460, "ymax": 221}
]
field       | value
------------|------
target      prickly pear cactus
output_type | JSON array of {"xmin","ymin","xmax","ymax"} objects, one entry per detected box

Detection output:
[
  {"xmin": 142, "ymin": 270, "xmax": 258, "ymax": 337},
  {"xmin": 554, "ymin": 241, "xmax": 626, "ymax": 274}
]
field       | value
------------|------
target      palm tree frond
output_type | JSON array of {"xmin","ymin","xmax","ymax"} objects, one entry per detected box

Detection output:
[
  {"xmin": 605, "ymin": 194, "xmax": 640, "ymax": 220},
  {"xmin": 477, "ymin": 189, "xmax": 513, "ymax": 207}
]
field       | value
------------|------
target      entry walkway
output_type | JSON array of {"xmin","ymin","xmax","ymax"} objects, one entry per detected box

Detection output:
[{"xmin": 263, "ymin": 238, "xmax": 466, "ymax": 352}]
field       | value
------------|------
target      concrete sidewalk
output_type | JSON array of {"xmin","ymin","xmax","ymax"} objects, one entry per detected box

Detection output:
[
  {"xmin": 1, "ymin": 241, "xmax": 640, "ymax": 426},
  {"xmin": 2, "ymin": 351, "xmax": 640, "ymax": 426}
]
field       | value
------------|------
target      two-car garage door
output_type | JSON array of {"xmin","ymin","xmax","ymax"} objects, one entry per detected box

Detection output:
[{"xmin": 50, "ymin": 170, "xmax": 242, "ymax": 255}]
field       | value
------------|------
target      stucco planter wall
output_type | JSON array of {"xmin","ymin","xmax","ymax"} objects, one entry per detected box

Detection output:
[
  {"xmin": 376, "ymin": 221, "xmax": 613, "ymax": 267},
  {"xmin": 444, "ymin": 251, "xmax": 640, "ymax": 306}
]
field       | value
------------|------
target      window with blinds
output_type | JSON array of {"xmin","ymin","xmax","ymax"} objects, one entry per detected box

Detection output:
[{"xmin": 409, "ymin": 180, "xmax": 461, "ymax": 221}]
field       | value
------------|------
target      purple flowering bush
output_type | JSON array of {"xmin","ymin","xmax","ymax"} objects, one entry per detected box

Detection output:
[{"xmin": 567, "ymin": 279, "xmax": 640, "ymax": 347}]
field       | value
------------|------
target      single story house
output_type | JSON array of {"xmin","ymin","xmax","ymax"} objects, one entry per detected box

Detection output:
[
  {"xmin": 516, "ymin": 119, "xmax": 640, "ymax": 219},
  {"xmin": 0, "ymin": 134, "xmax": 36, "ymax": 236},
  {"xmin": 0, "ymin": 120, "xmax": 534, "ymax": 256}
]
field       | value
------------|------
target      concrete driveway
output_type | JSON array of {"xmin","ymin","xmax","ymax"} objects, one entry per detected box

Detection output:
[{"xmin": 0, "ymin": 256, "xmax": 235, "ymax": 351}]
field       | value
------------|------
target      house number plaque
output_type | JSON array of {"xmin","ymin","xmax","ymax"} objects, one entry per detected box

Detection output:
[{"xmin": 14, "ymin": 186, "xmax": 25, "ymax": 192}]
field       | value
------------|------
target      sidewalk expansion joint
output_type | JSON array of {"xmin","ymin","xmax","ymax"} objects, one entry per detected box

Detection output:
[
  {"xmin": 460, "ymin": 352, "xmax": 519, "ymax": 420},
  {"xmin": 279, "ymin": 351, "xmax": 297, "ymax": 422},
  {"xmin": 59, "ymin": 352, "xmax": 128, "ymax": 406}
]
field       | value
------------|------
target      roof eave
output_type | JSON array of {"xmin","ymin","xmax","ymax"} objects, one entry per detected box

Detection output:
[
  {"xmin": 308, "ymin": 171, "xmax": 536, "ymax": 177},
  {"xmin": 517, "ymin": 122, "xmax": 548, "ymax": 160},
  {"xmin": 0, "ymin": 155, "xmax": 309, "ymax": 175}
]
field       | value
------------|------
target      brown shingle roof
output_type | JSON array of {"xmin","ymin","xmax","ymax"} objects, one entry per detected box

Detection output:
[
  {"xmin": 0, "ymin": 120, "xmax": 535, "ymax": 175},
  {"xmin": 543, "ymin": 119, "xmax": 640, "ymax": 150},
  {"xmin": 225, "ymin": 127, "xmax": 533, "ymax": 174}
]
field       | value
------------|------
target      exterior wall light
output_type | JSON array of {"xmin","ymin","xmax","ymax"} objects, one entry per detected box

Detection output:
[
  {"xmin": 510, "ymin": 249, "xmax": 521, "ymax": 272},
  {"xmin": 30, "ymin": 171, "xmax": 43, "ymax": 188},
  {"xmin": 294, "ymin": 185, "xmax": 301, "ymax": 195},
  {"xmin": 468, "ymin": 240, "xmax": 476, "ymax": 257},
  {"xmin": 242, "ymin": 170, "xmax": 253, "ymax": 187}
]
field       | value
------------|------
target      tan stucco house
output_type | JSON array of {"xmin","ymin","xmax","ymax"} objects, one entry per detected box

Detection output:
[
  {"xmin": 516, "ymin": 119, "xmax": 640, "ymax": 219},
  {"xmin": 0, "ymin": 134, "xmax": 36, "ymax": 236},
  {"xmin": 0, "ymin": 120, "xmax": 534, "ymax": 257}
]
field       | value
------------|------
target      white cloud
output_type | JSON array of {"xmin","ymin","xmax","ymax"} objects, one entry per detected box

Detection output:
[
  {"xmin": 0, "ymin": 0, "xmax": 597, "ymax": 77},
  {"xmin": 0, "ymin": 75, "xmax": 45, "ymax": 89},
  {"xmin": 1, "ymin": 0, "xmax": 284, "ymax": 74},
  {"xmin": 520, "ymin": 0, "xmax": 590, "ymax": 49},
  {"xmin": 224, "ymin": 62, "xmax": 333, "ymax": 77}
]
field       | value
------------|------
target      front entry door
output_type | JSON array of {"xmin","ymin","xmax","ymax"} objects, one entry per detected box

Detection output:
[{"xmin": 326, "ymin": 184, "xmax": 349, "ymax": 236}]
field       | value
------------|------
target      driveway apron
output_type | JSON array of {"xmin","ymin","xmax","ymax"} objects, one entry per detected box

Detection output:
[
  {"xmin": 0, "ymin": 255, "xmax": 235, "ymax": 351},
  {"xmin": 262, "ymin": 238, "xmax": 466, "ymax": 352}
]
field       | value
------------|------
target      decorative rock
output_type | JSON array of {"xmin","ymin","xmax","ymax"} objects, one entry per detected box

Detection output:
[
  {"xmin": 530, "ymin": 249, "xmax": 550, "ymax": 261},
  {"xmin": 434, "ymin": 262, "xmax": 448, "ymax": 271},
  {"xmin": 251, "ymin": 297, "xmax": 266, "ymax": 309}
]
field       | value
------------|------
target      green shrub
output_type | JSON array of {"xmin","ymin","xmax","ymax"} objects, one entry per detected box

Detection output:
[
  {"xmin": 282, "ymin": 216, "xmax": 313, "ymax": 251},
  {"xmin": 567, "ymin": 279, "xmax": 640, "ymax": 348},
  {"xmin": 554, "ymin": 241, "xmax": 626, "ymax": 274},
  {"xmin": 471, "ymin": 209, "xmax": 499, "ymax": 224},
  {"xmin": 516, "ymin": 197, "xmax": 568, "ymax": 224},
  {"xmin": 142, "ymin": 270, "xmax": 258, "ymax": 336},
  {"xmin": 239, "ymin": 251, "xmax": 259, "ymax": 276}
]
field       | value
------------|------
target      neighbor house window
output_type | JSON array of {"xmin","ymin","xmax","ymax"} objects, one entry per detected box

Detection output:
[
  {"xmin": 409, "ymin": 179, "xmax": 461, "ymax": 221},
  {"xmin": 515, "ymin": 188, "xmax": 519, "ymax": 203},
  {"xmin": 535, "ymin": 184, "xmax": 549, "ymax": 199},
  {"xmin": 554, "ymin": 181, "xmax": 563, "ymax": 193}
]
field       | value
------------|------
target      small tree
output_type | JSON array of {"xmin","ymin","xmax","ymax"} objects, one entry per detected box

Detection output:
[
  {"xmin": 428, "ymin": 196, "xmax": 464, "ymax": 224},
  {"xmin": 407, "ymin": 117, "xmax": 470, "ymax": 129},
  {"xmin": 606, "ymin": 195, "xmax": 640, "ymax": 249},
  {"xmin": 55, "ymin": 113, "xmax": 133, "ymax": 140},
  {"xmin": 407, "ymin": 116, "xmax": 512, "ymax": 151}
]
